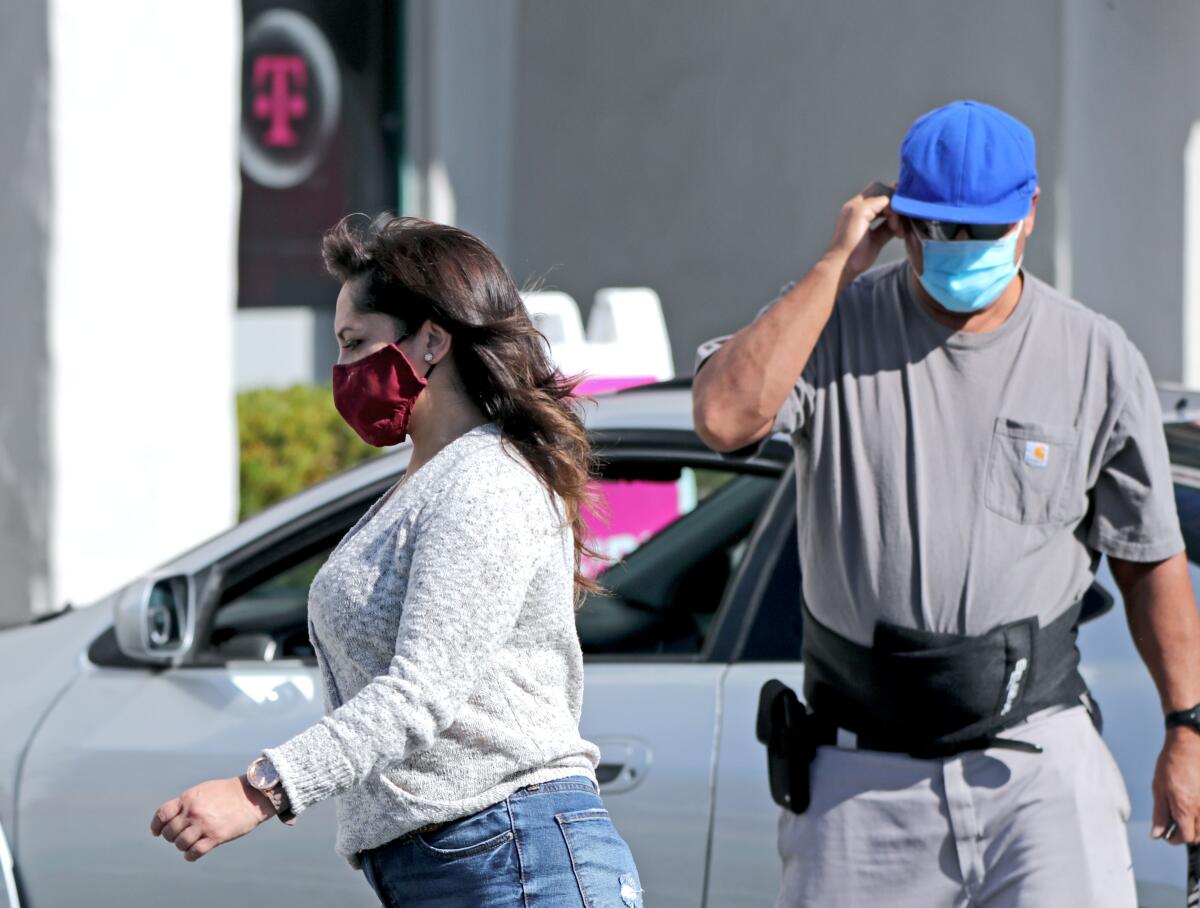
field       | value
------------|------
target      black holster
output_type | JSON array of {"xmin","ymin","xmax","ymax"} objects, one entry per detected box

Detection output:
[{"xmin": 755, "ymin": 679, "xmax": 817, "ymax": 814}]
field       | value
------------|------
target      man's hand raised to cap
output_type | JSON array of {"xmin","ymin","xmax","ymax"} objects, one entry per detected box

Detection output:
[
  {"xmin": 824, "ymin": 182, "xmax": 901, "ymax": 294},
  {"xmin": 694, "ymin": 180, "xmax": 902, "ymax": 454}
]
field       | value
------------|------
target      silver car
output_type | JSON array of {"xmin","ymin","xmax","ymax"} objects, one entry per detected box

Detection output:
[{"xmin": 0, "ymin": 382, "xmax": 1196, "ymax": 907}]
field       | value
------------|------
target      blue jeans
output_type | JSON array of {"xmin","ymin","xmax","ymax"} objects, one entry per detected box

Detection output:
[{"xmin": 359, "ymin": 776, "xmax": 644, "ymax": 907}]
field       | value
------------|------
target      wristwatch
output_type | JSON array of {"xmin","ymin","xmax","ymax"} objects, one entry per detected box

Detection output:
[
  {"xmin": 246, "ymin": 756, "xmax": 296, "ymax": 825},
  {"xmin": 1165, "ymin": 704, "xmax": 1200, "ymax": 734}
]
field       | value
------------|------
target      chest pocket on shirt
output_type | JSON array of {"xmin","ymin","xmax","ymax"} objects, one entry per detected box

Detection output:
[{"xmin": 984, "ymin": 418, "xmax": 1082, "ymax": 525}]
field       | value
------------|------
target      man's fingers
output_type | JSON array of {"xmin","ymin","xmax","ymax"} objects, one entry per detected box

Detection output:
[
  {"xmin": 1168, "ymin": 793, "xmax": 1200, "ymax": 844},
  {"xmin": 1170, "ymin": 815, "xmax": 1196, "ymax": 845},
  {"xmin": 867, "ymin": 219, "xmax": 895, "ymax": 249},
  {"xmin": 829, "ymin": 181, "xmax": 899, "ymax": 263},
  {"xmin": 1151, "ymin": 792, "xmax": 1171, "ymax": 839},
  {"xmin": 184, "ymin": 837, "xmax": 216, "ymax": 863},
  {"xmin": 861, "ymin": 181, "xmax": 894, "ymax": 200},
  {"xmin": 860, "ymin": 193, "xmax": 892, "ymax": 220},
  {"xmin": 151, "ymin": 798, "xmax": 182, "ymax": 836},
  {"xmin": 1152, "ymin": 788, "xmax": 1200, "ymax": 844}
]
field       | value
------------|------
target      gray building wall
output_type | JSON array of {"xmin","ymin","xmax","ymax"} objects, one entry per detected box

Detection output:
[
  {"xmin": 407, "ymin": 1, "xmax": 1200, "ymax": 380},
  {"xmin": 406, "ymin": 0, "xmax": 519, "ymax": 262},
  {"xmin": 0, "ymin": 0, "xmax": 52, "ymax": 625},
  {"xmin": 507, "ymin": 0, "xmax": 1064, "ymax": 375},
  {"xmin": 1061, "ymin": 0, "xmax": 1200, "ymax": 383}
]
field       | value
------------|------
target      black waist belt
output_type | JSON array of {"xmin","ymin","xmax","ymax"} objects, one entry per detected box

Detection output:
[{"xmin": 801, "ymin": 599, "xmax": 1088, "ymax": 759}]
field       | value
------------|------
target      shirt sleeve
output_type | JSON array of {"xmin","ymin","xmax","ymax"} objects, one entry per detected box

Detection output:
[
  {"xmin": 693, "ymin": 282, "xmax": 836, "ymax": 441},
  {"xmin": 264, "ymin": 466, "xmax": 551, "ymax": 817},
  {"xmin": 1087, "ymin": 348, "xmax": 1185, "ymax": 562}
]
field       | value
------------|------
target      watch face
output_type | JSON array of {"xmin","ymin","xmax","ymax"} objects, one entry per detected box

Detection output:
[{"xmin": 249, "ymin": 758, "xmax": 280, "ymax": 790}]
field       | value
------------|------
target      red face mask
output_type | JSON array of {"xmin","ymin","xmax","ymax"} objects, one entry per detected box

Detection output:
[{"xmin": 332, "ymin": 342, "xmax": 435, "ymax": 447}]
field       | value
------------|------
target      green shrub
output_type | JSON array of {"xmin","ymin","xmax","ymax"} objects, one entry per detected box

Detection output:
[{"xmin": 238, "ymin": 385, "xmax": 382, "ymax": 519}]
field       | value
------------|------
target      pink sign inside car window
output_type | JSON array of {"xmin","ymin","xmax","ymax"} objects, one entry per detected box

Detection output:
[
  {"xmin": 576, "ymin": 374, "xmax": 684, "ymax": 577},
  {"xmin": 583, "ymin": 479, "xmax": 682, "ymax": 578},
  {"xmin": 575, "ymin": 375, "xmax": 657, "ymax": 396}
]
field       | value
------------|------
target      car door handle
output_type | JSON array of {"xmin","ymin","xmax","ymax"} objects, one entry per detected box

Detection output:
[
  {"xmin": 595, "ymin": 763, "xmax": 622, "ymax": 784},
  {"xmin": 593, "ymin": 738, "xmax": 652, "ymax": 795}
]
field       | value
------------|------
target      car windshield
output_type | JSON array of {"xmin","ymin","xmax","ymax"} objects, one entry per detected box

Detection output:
[
  {"xmin": 1166, "ymin": 421, "xmax": 1200, "ymax": 471},
  {"xmin": 1175, "ymin": 483, "xmax": 1200, "ymax": 565}
]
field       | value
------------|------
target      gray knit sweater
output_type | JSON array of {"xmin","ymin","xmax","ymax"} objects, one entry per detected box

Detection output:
[{"xmin": 264, "ymin": 423, "xmax": 600, "ymax": 865}]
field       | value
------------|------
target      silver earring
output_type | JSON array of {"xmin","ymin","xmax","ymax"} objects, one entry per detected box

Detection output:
[{"xmin": 423, "ymin": 353, "xmax": 434, "ymax": 363}]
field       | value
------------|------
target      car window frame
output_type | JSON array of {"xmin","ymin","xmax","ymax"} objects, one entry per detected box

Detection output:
[
  {"xmin": 584, "ymin": 429, "xmax": 792, "ymax": 665},
  {"xmin": 184, "ymin": 476, "xmax": 400, "ymax": 668},
  {"xmin": 718, "ymin": 465, "xmax": 802, "ymax": 664},
  {"xmin": 90, "ymin": 428, "xmax": 793, "ymax": 670}
]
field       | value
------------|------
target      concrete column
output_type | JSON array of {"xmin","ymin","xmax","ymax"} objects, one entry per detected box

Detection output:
[
  {"xmin": 1061, "ymin": 0, "xmax": 1200, "ymax": 382},
  {"xmin": 0, "ymin": 0, "xmax": 241, "ymax": 627},
  {"xmin": 404, "ymin": 0, "xmax": 519, "ymax": 262},
  {"xmin": 45, "ymin": 0, "xmax": 241, "ymax": 614},
  {"xmin": 0, "ymin": 0, "xmax": 53, "ymax": 625}
]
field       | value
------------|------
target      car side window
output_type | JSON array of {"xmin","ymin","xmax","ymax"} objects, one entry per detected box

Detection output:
[
  {"xmin": 736, "ymin": 482, "xmax": 1200, "ymax": 665},
  {"xmin": 1174, "ymin": 481, "xmax": 1200, "ymax": 564},
  {"xmin": 736, "ymin": 516, "xmax": 803, "ymax": 662},
  {"xmin": 577, "ymin": 460, "xmax": 778, "ymax": 657},
  {"xmin": 201, "ymin": 457, "xmax": 784, "ymax": 663},
  {"xmin": 208, "ymin": 545, "xmax": 335, "ymax": 661}
]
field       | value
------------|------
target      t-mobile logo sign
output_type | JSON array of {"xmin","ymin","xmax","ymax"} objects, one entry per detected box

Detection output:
[
  {"xmin": 241, "ymin": 9, "xmax": 340, "ymax": 188},
  {"xmin": 252, "ymin": 55, "xmax": 308, "ymax": 147}
]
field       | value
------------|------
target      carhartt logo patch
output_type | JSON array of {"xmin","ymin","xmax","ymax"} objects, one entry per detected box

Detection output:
[{"xmin": 1024, "ymin": 441, "xmax": 1049, "ymax": 468}]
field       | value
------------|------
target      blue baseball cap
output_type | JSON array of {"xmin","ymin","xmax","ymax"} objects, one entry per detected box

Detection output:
[{"xmin": 890, "ymin": 100, "xmax": 1038, "ymax": 225}]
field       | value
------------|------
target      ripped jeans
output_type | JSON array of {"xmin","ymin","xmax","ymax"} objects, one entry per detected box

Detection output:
[{"xmin": 360, "ymin": 776, "xmax": 645, "ymax": 908}]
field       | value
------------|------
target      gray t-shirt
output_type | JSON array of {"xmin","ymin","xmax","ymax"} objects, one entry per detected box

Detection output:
[{"xmin": 697, "ymin": 261, "xmax": 1184, "ymax": 645}]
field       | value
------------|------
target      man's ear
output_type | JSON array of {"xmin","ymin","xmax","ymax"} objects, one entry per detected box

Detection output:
[
  {"xmin": 1024, "ymin": 188, "xmax": 1040, "ymax": 236},
  {"xmin": 887, "ymin": 181, "xmax": 906, "ymax": 238}
]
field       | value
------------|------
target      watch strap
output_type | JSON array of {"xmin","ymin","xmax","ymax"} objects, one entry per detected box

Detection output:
[
  {"xmin": 266, "ymin": 786, "xmax": 296, "ymax": 826},
  {"xmin": 1165, "ymin": 704, "xmax": 1200, "ymax": 731}
]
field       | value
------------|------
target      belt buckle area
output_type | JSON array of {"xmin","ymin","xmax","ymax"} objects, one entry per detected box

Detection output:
[{"xmin": 835, "ymin": 727, "xmax": 859, "ymax": 750}]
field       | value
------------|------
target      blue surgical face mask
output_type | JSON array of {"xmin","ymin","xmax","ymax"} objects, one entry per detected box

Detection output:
[{"xmin": 916, "ymin": 222, "xmax": 1023, "ymax": 313}]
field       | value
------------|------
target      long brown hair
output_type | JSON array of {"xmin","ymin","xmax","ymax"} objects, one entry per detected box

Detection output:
[{"xmin": 322, "ymin": 215, "xmax": 600, "ymax": 597}]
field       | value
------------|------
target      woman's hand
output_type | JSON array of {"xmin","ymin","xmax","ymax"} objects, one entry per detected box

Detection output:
[{"xmin": 151, "ymin": 776, "xmax": 277, "ymax": 862}]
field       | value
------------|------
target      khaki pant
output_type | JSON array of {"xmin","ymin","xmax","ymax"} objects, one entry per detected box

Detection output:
[{"xmin": 776, "ymin": 706, "xmax": 1136, "ymax": 907}]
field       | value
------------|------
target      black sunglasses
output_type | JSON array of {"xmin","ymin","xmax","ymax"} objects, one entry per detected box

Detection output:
[{"xmin": 907, "ymin": 217, "xmax": 1016, "ymax": 242}]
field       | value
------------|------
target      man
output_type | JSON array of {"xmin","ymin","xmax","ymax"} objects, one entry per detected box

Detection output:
[{"xmin": 693, "ymin": 100, "xmax": 1200, "ymax": 907}]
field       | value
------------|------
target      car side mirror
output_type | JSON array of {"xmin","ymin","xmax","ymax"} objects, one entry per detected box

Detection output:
[{"xmin": 113, "ymin": 575, "xmax": 193, "ymax": 664}]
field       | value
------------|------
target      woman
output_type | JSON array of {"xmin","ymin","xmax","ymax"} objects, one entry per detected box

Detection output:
[{"xmin": 150, "ymin": 216, "xmax": 644, "ymax": 907}]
